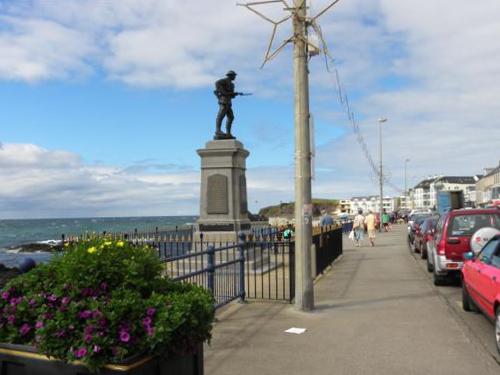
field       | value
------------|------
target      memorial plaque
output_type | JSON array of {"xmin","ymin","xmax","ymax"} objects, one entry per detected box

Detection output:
[
  {"xmin": 239, "ymin": 174, "xmax": 248, "ymax": 214},
  {"xmin": 199, "ymin": 224, "xmax": 234, "ymax": 232},
  {"xmin": 207, "ymin": 174, "xmax": 228, "ymax": 214}
]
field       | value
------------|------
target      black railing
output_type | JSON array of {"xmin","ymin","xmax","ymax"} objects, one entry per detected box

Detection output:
[
  {"xmin": 157, "ymin": 226, "xmax": 340, "ymax": 309},
  {"xmin": 244, "ymin": 239, "xmax": 294, "ymax": 302},
  {"xmin": 163, "ymin": 236, "xmax": 245, "ymax": 309},
  {"xmin": 312, "ymin": 227, "xmax": 343, "ymax": 277}
]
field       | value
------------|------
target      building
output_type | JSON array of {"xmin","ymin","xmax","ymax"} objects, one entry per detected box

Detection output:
[
  {"xmin": 350, "ymin": 196, "xmax": 395, "ymax": 214},
  {"xmin": 412, "ymin": 178, "xmax": 435, "ymax": 209},
  {"xmin": 476, "ymin": 163, "xmax": 500, "ymax": 206},
  {"xmin": 413, "ymin": 176, "xmax": 478, "ymax": 209},
  {"xmin": 338, "ymin": 199, "xmax": 352, "ymax": 214},
  {"xmin": 431, "ymin": 176, "xmax": 478, "ymax": 207}
]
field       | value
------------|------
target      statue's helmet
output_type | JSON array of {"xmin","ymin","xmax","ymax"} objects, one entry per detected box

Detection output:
[{"xmin": 226, "ymin": 70, "xmax": 237, "ymax": 77}]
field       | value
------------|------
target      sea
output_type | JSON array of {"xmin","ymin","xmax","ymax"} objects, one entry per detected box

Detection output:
[{"xmin": 0, "ymin": 216, "xmax": 197, "ymax": 268}]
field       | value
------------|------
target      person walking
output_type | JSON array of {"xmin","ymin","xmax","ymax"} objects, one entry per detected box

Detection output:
[
  {"xmin": 320, "ymin": 210, "xmax": 334, "ymax": 227},
  {"xmin": 364, "ymin": 210, "xmax": 377, "ymax": 247},
  {"xmin": 352, "ymin": 209, "xmax": 365, "ymax": 247},
  {"xmin": 382, "ymin": 209, "xmax": 390, "ymax": 232}
]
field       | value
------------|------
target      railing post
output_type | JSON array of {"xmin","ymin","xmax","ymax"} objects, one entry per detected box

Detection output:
[
  {"xmin": 238, "ymin": 232, "xmax": 246, "ymax": 303},
  {"xmin": 207, "ymin": 245, "xmax": 215, "ymax": 297}
]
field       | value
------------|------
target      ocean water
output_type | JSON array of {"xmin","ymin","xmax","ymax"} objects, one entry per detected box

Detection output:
[{"xmin": 0, "ymin": 216, "xmax": 197, "ymax": 268}]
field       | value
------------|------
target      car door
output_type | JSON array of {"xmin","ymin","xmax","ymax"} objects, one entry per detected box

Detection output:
[{"xmin": 473, "ymin": 238, "xmax": 500, "ymax": 317}]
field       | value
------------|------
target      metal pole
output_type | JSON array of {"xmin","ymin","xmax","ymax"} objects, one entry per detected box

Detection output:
[
  {"xmin": 293, "ymin": 0, "xmax": 314, "ymax": 311},
  {"xmin": 378, "ymin": 118, "xmax": 386, "ymax": 232},
  {"xmin": 404, "ymin": 158, "xmax": 409, "ymax": 210}
]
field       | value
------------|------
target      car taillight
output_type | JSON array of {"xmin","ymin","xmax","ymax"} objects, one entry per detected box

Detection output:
[{"xmin": 437, "ymin": 239, "xmax": 445, "ymax": 255}]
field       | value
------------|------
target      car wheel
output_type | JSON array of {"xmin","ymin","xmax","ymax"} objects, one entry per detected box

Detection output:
[
  {"xmin": 426, "ymin": 255, "xmax": 434, "ymax": 272},
  {"xmin": 462, "ymin": 283, "xmax": 477, "ymax": 312},
  {"xmin": 433, "ymin": 271, "xmax": 446, "ymax": 286},
  {"xmin": 420, "ymin": 246, "xmax": 427, "ymax": 260},
  {"xmin": 496, "ymin": 307, "xmax": 500, "ymax": 354}
]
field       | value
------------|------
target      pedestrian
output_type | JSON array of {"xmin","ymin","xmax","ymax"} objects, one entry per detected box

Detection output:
[
  {"xmin": 364, "ymin": 210, "xmax": 377, "ymax": 247},
  {"xmin": 382, "ymin": 209, "xmax": 390, "ymax": 232},
  {"xmin": 352, "ymin": 209, "xmax": 365, "ymax": 247},
  {"xmin": 320, "ymin": 209, "xmax": 334, "ymax": 227}
]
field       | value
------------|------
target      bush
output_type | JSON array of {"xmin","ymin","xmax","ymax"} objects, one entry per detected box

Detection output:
[{"xmin": 0, "ymin": 239, "xmax": 214, "ymax": 372}]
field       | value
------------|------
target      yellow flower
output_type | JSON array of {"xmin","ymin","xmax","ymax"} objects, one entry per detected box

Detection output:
[
  {"xmin": 104, "ymin": 241, "xmax": 112, "ymax": 247},
  {"xmin": 87, "ymin": 246, "xmax": 97, "ymax": 254},
  {"xmin": 64, "ymin": 243, "xmax": 69, "ymax": 248},
  {"xmin": 116, "ymin": 241, "xmax": 125, "ymax": 248}
]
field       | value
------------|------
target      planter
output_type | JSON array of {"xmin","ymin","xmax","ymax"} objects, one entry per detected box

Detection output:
[{"xmin": 0, "ymin": 343, "xmax": 203, "ymax": 375}]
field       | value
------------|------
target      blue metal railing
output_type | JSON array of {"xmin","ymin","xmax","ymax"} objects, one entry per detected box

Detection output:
[{"xmin": 163, "ymin": 235, "xmax": 246, "ymax": 309}]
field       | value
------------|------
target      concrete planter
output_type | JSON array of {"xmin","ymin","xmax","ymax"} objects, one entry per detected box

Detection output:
[{"xmin": 0, "ymin": 343, "xmax": 203, "ymax": 375}]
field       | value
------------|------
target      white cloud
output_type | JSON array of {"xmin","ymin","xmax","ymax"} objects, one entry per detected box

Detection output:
[{"xmin": 0, "ymin": 143, "xmax": 200, "ymax": 218}]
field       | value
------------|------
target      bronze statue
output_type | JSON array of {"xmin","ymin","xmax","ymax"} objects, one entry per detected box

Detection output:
[{"xmin": 214, "ymin": 70, "xmax": 251, "ymax": 140}]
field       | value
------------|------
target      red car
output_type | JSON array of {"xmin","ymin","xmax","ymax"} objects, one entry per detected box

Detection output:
[
  {"xmin": 462, "ymin": 234, "xmax": 500, "ymax": 353},
  {"xmin": 427, "ymin": 208, "xmax": 500, "ymax": 285}
]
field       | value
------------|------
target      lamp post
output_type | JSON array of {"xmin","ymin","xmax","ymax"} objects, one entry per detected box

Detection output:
[
  {"xmin": 378, "ymin": 118, "xmax": 387, "ymax": 232},
  {"xmin": 404, "ymin": 158, "xmax": 410, "ymax": 210}
]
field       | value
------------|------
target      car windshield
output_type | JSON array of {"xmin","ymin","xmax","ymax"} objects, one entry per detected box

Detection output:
[{"xmin": 448, "ymin": 213, "xmax": 500, "ymax": 236}]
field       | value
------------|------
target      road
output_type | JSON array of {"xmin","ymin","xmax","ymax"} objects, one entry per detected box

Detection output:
[{"xmin": 204, "ymin": 224, "xmax": 500, "ymax": 375}]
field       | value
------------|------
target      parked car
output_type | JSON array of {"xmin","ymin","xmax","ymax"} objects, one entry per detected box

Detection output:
[
  {"xmin": 461, "ymin": 234, "xmax": 500, "ymax": 353},
  {"xmin": 413, "ymin": 216, "xmax": 437, "ymax": 259},
  {"xmin": 427, "ymin": 208, "xmax": 500, "ymax": 285},
  {"xmin": 408, "ymin": 214, "xmax": 432, "ymax": 248}
]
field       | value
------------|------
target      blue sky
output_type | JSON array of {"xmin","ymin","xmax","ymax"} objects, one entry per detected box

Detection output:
[{"xmin": 0, "ymin": 0, "xmax": 499, "ymax": 219}]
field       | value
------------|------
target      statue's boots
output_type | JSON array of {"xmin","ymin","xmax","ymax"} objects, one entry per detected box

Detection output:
[{"xmin": 225, "ymin": 123, "xmax": 235, "ymax": 139}]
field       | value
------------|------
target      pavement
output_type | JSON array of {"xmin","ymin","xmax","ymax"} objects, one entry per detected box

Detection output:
[{"xmin": 204, "ymin": 224, "xmax": 500, "ymax": 375}]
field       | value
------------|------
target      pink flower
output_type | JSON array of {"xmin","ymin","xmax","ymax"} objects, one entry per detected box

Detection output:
[
  {"xmin": 142, "ymin": 317, "xmax": 152, "ymax": 326},
  {"xmin": 1, "ymin": 291, "xmax": 10, "ymax": 300},
  {"xmin": 146, "ymin": 307, "xmax": 156, "ymax": 317},
  {"xmin": 74, "ymin": 347, "xmax": 87, "ymax": 358},
  {"xmin": 119, "ymin": 330, "xmax": 130, "ymax": 343},
  {"xmin": 35, "ymin": 321, "xmax": 43, "ymax": 329},
  {"xmin": 47, "ymin": 294, "xmax": 57, "ymax": 302},
  {"xmin": 146, "ymin": 326, "xmax": 154, "ymax": 337},
  {"xmin": 7, "ymin": 315, "xmax": 15, "ymax": 324},
  {"xmin": 61, "ymin": 297, "xmax": 70, "ymax": 305},
  {"xmin": 20, "ymin": 323, "xmax": 31, "ymax": 336},
  {"xmin": 93, "ymin": 345, "xmax": 101, "ymax": 353},
  {"xmin": 78, "ymin": 310, "xmax": 92, "ymax": 319}
]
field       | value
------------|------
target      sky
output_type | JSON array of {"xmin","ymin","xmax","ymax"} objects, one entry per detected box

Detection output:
[{"xmin": 0, "ymin": 0, "xmax": 499, "ymax": 219}]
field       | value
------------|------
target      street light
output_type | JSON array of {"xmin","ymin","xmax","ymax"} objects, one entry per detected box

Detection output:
[
  {"xmin": 404, "ymin": 158, "xmax": 410, "ymax": 210},
  {"xmin": 378, "ymin": 118, "xmax": 387, "ymax": 232}
]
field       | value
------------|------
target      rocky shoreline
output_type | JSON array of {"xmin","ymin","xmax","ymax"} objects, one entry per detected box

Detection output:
[{"xmin": 3, "ymin": 241, "xmax": 63, "ymax": 253}]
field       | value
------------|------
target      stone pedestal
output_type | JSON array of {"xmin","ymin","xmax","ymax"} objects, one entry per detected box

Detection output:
[{"xmin": 195, "ymin": 139, "xmax": 251, "ymax": 242}]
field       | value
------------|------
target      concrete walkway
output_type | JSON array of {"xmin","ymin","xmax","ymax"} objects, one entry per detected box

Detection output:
[{"xmin": 204, "ymin": 225, "xmax": 500, "ymax": 375}]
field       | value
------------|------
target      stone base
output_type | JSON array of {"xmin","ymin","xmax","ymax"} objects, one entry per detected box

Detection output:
[{"xmin": 193, "ymin": 231, "xmax": 242, "ymax": 243}]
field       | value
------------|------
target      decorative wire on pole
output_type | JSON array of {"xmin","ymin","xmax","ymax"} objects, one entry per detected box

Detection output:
[{"xmin": 238, "ymin": 0, "xmax": 342, "ymax": 312}]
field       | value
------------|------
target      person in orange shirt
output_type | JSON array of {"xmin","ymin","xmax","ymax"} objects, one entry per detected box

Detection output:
[{"xmin": 364, "ymin": 210, "xmax": 377, "ymax": 247}]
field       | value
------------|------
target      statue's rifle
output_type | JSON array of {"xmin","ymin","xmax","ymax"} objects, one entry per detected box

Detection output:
[{"xmin": 235, "ymin": 92, "xmax": 253, "ymax": 96}]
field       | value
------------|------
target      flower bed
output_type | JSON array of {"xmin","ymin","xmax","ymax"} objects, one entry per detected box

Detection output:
[{"xmin": 0, "ymin": 239, "xmax": 214, "ymax": 373}]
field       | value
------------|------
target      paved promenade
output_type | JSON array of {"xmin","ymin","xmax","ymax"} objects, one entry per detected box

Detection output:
[{"xmin": 204, "ymin": 224, "xmax": 500, "ymax": 375}]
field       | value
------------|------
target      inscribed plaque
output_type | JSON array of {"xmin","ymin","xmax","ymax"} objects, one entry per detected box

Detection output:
[{"xmin": 207, "ymin": 174, "xmax": 228, "ymax": 214}]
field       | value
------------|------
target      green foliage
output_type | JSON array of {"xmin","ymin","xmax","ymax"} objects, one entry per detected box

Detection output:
[{"xmin": 0, "ymin": 239, "xmax": 214, "ymax": 372}]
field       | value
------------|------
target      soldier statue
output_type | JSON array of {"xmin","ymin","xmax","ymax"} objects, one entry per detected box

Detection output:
[{"xmin": 213, "ymin": 70, "xmax": 250, "ymax": 140}]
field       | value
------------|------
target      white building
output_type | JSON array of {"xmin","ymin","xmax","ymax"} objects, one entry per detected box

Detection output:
[
  {"xmin": 350, "ymin": 196, "xmax": 395, "ymax": 214},
  {"xmin": 412, "ymin": 176, "xmax": 478, "ymax": 209},
  {"xmin": 476, "ymin": 163, "xmax": 500, "ymax": 206}
]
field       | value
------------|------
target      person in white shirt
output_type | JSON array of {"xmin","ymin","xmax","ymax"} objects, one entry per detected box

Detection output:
[{"xmin": 352, "ymin": 209, "xmax": 365, "ymax": 247}]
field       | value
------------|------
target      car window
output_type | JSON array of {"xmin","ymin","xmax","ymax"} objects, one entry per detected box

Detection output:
[
  {"xmin": 479, "ymin": 238, "xmax": 499, "ymax": 264},
  {"xmin": 491, "ymin": 239, "xmax": 500, "ymax": 268},
  {"xmin": 436, "ymin": 216, "xmax": 445, "ymax": 241},
  {"xmin": 447, "ymin": 213, "xmax": 500, "ymax": 236}
]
